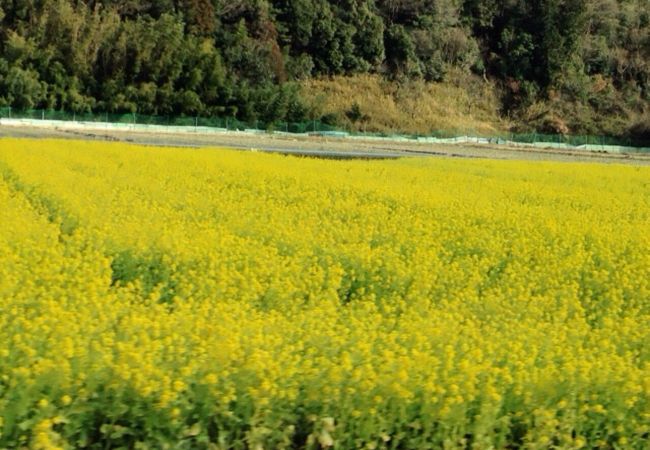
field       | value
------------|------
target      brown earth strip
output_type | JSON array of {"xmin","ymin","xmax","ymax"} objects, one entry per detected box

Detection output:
[{"xmin": 1, "ymin": 124, "xmax": 648, "ymax": 165}]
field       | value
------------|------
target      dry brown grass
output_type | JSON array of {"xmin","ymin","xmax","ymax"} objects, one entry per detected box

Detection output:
[{"xmin": 301, "ymin": 70, "xmax": 508, "ymax": 135}]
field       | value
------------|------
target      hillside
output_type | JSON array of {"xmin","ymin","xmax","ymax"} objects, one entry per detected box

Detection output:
[
  {"xmin": 301, "ymin": 71, "xmax": 507, "ymax": 135},
  {"xmin": 0, "ymin": 1, "xmax": 648, "ymax": 137}
]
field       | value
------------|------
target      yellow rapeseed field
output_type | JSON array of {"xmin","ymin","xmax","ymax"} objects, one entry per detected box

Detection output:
[{"xmin": 0, "ymin": 138, "xmax": 648, "ymax": 449}]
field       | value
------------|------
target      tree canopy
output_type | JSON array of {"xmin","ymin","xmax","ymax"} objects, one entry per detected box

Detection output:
[{"xmin": 0, "ymin": 0, "xmax": 647, "ymax": 135}]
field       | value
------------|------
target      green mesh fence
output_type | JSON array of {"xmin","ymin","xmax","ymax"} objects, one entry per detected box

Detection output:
[{"xmin": 1, "ymin": 107, "xmax": 648, "ymax": 150}]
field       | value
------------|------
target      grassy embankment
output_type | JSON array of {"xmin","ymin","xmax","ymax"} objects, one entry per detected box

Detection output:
[
  {"xmin": 302, "ymin": 73, "xmax": 650, "ymax": 140},
  {"xmin": 301, "ymin": 72, "xmax": 507, "ymax": 136}
]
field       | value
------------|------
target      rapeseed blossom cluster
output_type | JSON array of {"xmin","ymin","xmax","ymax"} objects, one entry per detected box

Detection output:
[{"xmin": 0, "ymin": 139, "xmax": 648, "ymax": 449}]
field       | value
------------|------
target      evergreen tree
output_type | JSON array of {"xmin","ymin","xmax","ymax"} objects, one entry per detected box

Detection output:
[{"xmin": 0, "ymin": 0, "xmax": 646, "ymax": 134}]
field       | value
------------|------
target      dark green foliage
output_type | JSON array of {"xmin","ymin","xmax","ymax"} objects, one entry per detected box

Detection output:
[
  {"xmin": 0, "ymin": 0, "xmax": 647, "ymax": 134},
  {"xmin": 384, "ymin": 24, "xmax": 419, "ymax": 77},
  {"xmin": 110, "ymin": 250, "xmax": 177, "ymax": 305},
  {"xmin": 346, "ymin": 102, "xmax": 364, "ymax": 123},
  {"xmin": 627, "ymin": 118, "xmax": 650, "ymax": 145}
]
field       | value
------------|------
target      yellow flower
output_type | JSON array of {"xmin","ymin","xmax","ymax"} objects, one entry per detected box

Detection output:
[
  {"xmin": 0, "ymin": 139, "xmax": 647, "ymax": 447},
  {"xmin": 591, "ymin": 404, "xmax": 606, "ymax": 414}
]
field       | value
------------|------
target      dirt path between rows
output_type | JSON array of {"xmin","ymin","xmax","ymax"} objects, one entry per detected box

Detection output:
[{"xmin": 2, "ymin": 124, "xmax": 649, "ymax": 165}]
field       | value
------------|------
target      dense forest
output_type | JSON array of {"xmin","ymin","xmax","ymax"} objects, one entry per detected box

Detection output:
[{"xmin": 0, "ymin": 0, "xmax": 648, "ymax": 137}]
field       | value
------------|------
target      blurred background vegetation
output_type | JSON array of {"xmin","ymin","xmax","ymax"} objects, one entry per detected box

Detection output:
[{"xmin": 0, "ymin": 0, "xmax": 647, "ymax": 139}]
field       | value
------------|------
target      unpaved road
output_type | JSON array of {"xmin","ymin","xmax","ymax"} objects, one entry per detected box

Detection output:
[{"xmin": 2, "ymin": 124, "xmax": 649, "ymax": 165}]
